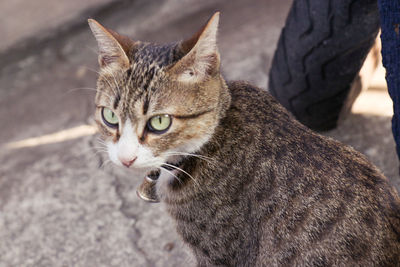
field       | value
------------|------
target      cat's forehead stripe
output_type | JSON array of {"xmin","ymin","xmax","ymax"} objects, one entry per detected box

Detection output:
[
  {"xmin": 99, "ymin": 42, "xmax": 184, "ymax": 116},
  {"xmin": 127, "ymin": 42, "xmax": 181, "ymax": 89},
  {"xmin": 143, "ymin": 97, "xmax": 150, "ymax": 115},
  {"xmin": 134, "ymin": 42, "xmax": 179, "ymax": 66},
  {"xmin": 113, "ymin": 92, "xmax": 121, "ymax": 109},
  {"xmin": 114, "ymin": 42, "xmax": 182, "ymax": 115}
]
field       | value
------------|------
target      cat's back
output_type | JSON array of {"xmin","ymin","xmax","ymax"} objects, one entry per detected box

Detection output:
[{"xmin": 226, "ymin": 81, "xmax": 400, "ymax": 266}]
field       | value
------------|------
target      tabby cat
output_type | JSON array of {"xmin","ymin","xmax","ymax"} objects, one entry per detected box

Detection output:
[{"xmin": 88, "ymin": 13, "xmax": 400, "ymax": 266}]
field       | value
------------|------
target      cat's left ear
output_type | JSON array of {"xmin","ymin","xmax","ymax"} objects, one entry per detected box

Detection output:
[
  {"xmin": 88, "ymin": 19, "xmax": 133, "ymax": 69},
  {"xmin": 169, "ymin": 12, "xmax": 220, "ymax": 83}
]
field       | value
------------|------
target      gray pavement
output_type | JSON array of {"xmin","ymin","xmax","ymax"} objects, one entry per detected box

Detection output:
[
  {"xmin": 0, "ymin": 0, "xmax": 114, "ymax": 52},
  {"xmin": 0, "ymin": 0, "xmax": 398, "ymax": 266}
]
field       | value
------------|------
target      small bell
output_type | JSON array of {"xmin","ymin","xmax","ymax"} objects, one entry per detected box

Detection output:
[{"xmin": 136, "ymin": 172, "xmax": 160, "ymax": 203}]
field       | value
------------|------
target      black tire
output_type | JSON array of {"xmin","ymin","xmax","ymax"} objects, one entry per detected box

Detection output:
[{"xmin": 268, "ymin": 0, "xmax": 380, "ymax": 131}]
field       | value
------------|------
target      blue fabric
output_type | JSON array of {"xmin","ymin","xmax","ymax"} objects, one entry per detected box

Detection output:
[{"xmin": 377, "ymin": 0, "xmax": 400, "ymax": 159}]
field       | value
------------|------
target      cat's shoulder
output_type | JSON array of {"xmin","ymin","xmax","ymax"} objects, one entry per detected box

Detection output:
[
  {"xmin": 227, "ymin": 80, "xmax": 269, "ymax": 98},
  {"xmin": 226, "ymin": 80, "xmax": 294, "ymax": 119},
  {"xmin": 227, "ymin": 80, "xmax": 282, "ymax": 104}
]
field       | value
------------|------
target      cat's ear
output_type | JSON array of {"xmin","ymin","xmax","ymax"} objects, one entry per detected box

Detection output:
[
  {"xmin": 88, "ymin": 19, "xmax": 133, "ymax": 69},
  {"xmin": 170, "ymin": 12, "xmax": 220, "ymax": 82}
]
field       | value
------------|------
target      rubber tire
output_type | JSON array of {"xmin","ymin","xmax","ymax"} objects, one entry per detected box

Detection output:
[{"xmin": 268, "ymin": 0, "xmax": 380, "ymax": 131}]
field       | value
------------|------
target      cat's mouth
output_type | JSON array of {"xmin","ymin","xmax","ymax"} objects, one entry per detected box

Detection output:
[{"xmin": 136, "ymin": 159, "xmax": 184, "ymax": 203}]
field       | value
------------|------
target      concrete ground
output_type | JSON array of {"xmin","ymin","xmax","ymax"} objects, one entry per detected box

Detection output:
[{"xmin": 0, "ymin": 0, "xmax": 398, "ymax": 266}]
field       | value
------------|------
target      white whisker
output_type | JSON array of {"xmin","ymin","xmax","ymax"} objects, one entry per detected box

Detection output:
[
  {"xmin": 90, "ymin": 146, "xmax": 107, "ymax": 151},
  {"xmin": 84, "ymin": 66, "xmax": 101, "ymax": 76},
  {"xmin": 161, "ymin": 168, "xmax": 183, "ymax": 185},
  {"xmin": 163, "ymin": 152, "xmax": 216, "ymax": 166},
  {"xmin": 99, "ymin": 159, "xmax": 112, "ymax": 169},
  {"xmin": 162, "ymin": 163, "xmax": 199, "ymax": 188},
  {"xmin": 96, "ymin": 138, "xmax": 107, "ymax": 145},
  {"xmin": 163, "ymin": 151, "xmax": 213, "ymax": 160},
  {"xmin": 86, "ymin": 66, "xmax": 119, "ymax": 100},
  {"xmin": 108, "ymin": 70, "xmax": 121, "ymax": 97},
  {"xmin": 86, "ymin": 45, "xmax": 100, "ymax": 56},
  {"xmin": 82, "ymin": 147, "xmax": 108, "ymax": 154},
  {"xmin": 65, "ymin": 87, "xmax": 113, "ymax": 99}
]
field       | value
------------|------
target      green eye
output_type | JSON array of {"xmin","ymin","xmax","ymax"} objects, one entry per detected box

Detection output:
[
  {"xmin": 148, "ymin": 114, "xmax": 172, "ymax": 133},
  {"xmin": 102, "ymin": 107, "xmax": 119, "ymax": 127}
]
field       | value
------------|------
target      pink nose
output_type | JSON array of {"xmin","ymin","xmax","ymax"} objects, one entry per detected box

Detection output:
[{"xmin": 120, "ymin": 157, "xmax": 137, "ymax": 167}]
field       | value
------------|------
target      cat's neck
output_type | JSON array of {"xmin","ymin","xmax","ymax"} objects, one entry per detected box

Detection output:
[
  {"xmin": 214, "ymin": 75, "xmax": 231, "ymax": 121},
  {"xmin": 159, "ymin": 83, "xmax": 264, "ymax": 206}
]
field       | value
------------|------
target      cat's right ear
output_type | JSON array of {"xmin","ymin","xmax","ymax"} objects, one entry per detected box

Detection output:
[{"xmin": 88, "ymin": 19, "xmax": 133, "ymax": 69}]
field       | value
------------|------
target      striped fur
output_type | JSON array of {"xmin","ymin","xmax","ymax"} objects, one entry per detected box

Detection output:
[{"xmin": 89, "ymin": 13, "xmax": 400, "ymax": 266}]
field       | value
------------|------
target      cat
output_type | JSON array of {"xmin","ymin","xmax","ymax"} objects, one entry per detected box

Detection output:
[{"xmin": 88, "ymin": 12, "xmax": 400, "ymax": 266}]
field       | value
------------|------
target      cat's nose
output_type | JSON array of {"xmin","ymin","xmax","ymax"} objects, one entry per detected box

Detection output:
[{"xmin": 120, "ymin": 157, "xmax": 137, "ymax": 167}]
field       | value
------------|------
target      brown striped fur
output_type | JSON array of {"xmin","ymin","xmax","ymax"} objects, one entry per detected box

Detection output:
[{"xmin": 89, "ymin": 13, "xmax": 400, "ymax": 266}]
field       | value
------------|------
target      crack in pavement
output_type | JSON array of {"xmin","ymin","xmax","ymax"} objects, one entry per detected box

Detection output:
[
  {"xmin": 113, "ymin": 177, "xmax": 155, "ymax": 267},
  {"xmin": 88, "ymin": 138, "xmax": 155, "ymax": 266}
]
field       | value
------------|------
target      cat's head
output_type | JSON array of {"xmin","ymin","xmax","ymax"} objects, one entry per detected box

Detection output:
[{"xmin": 88, "ymin": 13, "xmax": 229, "ymax": 177}]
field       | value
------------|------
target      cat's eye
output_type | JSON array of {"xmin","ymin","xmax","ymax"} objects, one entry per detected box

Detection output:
[
  {"xmin": 147, "ymin": 114, "xmax": 172, "ymax": 134},
  {"xmin": 102, "ymin": 107, "xmax": 119, "ymax": 128}
]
